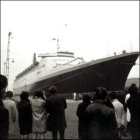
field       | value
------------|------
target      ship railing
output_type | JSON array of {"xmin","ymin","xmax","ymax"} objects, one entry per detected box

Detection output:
[
  {"xmin": 51, "ymin": 58, "xmax": 85, "ymax": 71},
  {"xmin": 62, "ymin": 57, "xmax": 85, "ymax": 65}
]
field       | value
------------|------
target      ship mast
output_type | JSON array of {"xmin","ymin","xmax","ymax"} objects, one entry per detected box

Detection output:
[
  {"xmin": 52, "ymin": 37, "xmax": 60, "ymax": 52},
  {"xmin": 52, "ymin": 24, "xmax": 67, "ymax": 53},
  {"xmin": 6, "ymin": 32, "xmax": 12, "ymax": 90},
  {"xmin": 56, "ymin": 38, "xmax": 60, "ymax": 52}
]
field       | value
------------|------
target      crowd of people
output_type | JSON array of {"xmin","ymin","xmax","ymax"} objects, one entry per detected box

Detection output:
[
  {"xmin": 77, "ymin": 86, "xmax": 140, "ymax": 139},
  {"xmin": 0, "ymin": 74, "xmax": 140, "ymax": 139},
  {"xmin": 0, "ymin": 74, "xmax": 67, "ymax": 139}
]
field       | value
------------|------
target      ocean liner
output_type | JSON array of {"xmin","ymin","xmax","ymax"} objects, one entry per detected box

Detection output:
[{"xmin": 13, "ymin": 50, "xmax": 139, "ymax": 95}]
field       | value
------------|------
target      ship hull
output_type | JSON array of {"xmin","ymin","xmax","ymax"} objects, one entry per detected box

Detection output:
[{"xmin": 13, "ymin": 52, "xmax": 139, "ymax": 95}]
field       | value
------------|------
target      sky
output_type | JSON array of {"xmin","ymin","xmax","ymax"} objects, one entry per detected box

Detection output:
[{"xmin": 1, "ymin": 1, "xmax": 139, "ymax": 90}]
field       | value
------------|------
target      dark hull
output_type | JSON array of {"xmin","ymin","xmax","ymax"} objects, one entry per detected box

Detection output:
[{"xmin": 13, "ymin": 52, "xmax": 139, "ymax": 95}]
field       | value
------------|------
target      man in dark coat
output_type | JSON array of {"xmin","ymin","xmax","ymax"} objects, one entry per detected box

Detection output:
[
  {"xmin": 127, "ymin": 84, "xmax": 140, "ymax": 139},
  {"xmin": 46, "ymin": 86, "xmax": 67, "ymax": 139},
  {"xmin": 76, "ymin": 94, "xmax": 91, "ymax": 139},
  {"xmin": 0, "ymin": 74, "xmax": 9, "ymax": 139},
  {"xmin": 86, "ymin": 87, "xmax": 118, "ymax": 139}
]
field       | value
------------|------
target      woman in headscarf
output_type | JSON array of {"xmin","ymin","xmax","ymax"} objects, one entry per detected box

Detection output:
[
  {"xmin": 17, "ymin": 91, "xmax": 32, "ymax": 139},
  {"xmin": 76, "ymin": 94, "xmax": 91, "ymax": 139},
  {"xmin": 31, "ymin": 91, "xmax": 47, "ymax": 139}
]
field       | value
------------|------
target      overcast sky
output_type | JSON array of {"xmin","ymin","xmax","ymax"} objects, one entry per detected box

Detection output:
[{"xmin": 1, "ymin": 1, "xmax": 139, "ymax": 90}]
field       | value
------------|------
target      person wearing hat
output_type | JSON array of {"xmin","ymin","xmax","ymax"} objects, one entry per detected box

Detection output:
[
  {"xmin": 0, "ymin": 74, "xmax": 9, "ymax": 139},
  {"xmin": 46, "ymin": 86, "xmax": 67, "ymax": 139}
]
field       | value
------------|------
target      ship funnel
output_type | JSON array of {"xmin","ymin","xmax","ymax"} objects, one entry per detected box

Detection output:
[{"xmin": 33, "ymin": 53, "xmax": 37, "ymax": 65}]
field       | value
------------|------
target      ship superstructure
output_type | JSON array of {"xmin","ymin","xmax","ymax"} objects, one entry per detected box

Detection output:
[{"xmin": 14, "ymin": 51, "xmax": 85, "ymax": 94}]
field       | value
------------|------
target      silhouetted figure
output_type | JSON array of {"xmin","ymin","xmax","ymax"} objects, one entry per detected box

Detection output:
[
  {"xmin": 3, "ymin": 91, "xmax": 17, "ymax": 138},
  {"xmin": 104, "ymin": 92, "xmax": 115, "ymax": 109},
  {"xmin": 122, "ymin": 50, "xmax": 126, "ymax": 54},
  {"xmin": 127, "ymin": 84, "xmax": 140, "ymax": 139},
  {"xmin": 117, "ymin": 91, "xmax": 127, "ymax": 112},
  {"xmin": 110, "ymin": 91, "xmax": 125, "ymax": 139},
  {"xmin": 31, "ymin": 91, "xmax": 47, "ymax": 139},
  {"xmin": 86, "ymin": 87, "xmax": 118, "ymax": 139},
  {"xmin": 125, "ymin": 92, "xmax": 131, "ymax": 134},
  {"xmin": 117, "ymin": 91, "xmax": 127, "ymax": 137},
  {"xmin": 46, "ymin": 86, "xmax": 67, "ymax": 139},
  {"xmin": 76, "ymin": 94, "xmax": 91, "ymax": 139},
  {"xmin": 17, "ymin": 91, "xmax": 32, "ymax": 139},
  {"xmin": 0, "ymin": 74, "xmax": 9, "ymax": 139}
]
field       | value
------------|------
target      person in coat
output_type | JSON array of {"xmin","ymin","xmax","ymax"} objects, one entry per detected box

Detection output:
[
  {"xmin": 110, "ymin": 91, "xmax": 125, "ymax": 138},
  {"xmin": 31, "ymin": 91, "xmax": 47, "ymax": 139},
  {"xmin": 17, "ymin": 91, "xmax": 32, "ymax": 139},
  {"xmin": 0, "ymin": 74, "xmax": 9, "ymax": 139},
  {"xmin": 3, "ymin": 90, "xmax": 17, "ymax": 138},
  {"xmin": 86, "ymin": 87, "xmax": 118, "ymax": 139},
  {"xmin": 127, "ymin": 83, "xmax": 140, "ymax": 139},
  {"xmin": 76, "ymin": 94, "xmax": 91, "ymax": 139},
  {"xmin": 46, "ymin": 86, "xmax": 67, "ymax": 139}
]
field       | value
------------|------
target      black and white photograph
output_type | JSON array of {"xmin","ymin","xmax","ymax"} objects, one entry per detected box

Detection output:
[{"xmin": 1, "ymin": 1, "xmax": 139, "ymax": 139}]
